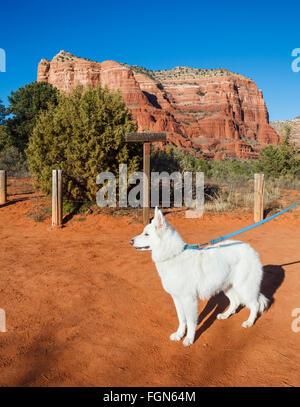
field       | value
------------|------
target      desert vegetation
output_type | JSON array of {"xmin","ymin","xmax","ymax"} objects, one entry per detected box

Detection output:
[
  {"xmin": 150, "ymin": 130, "xmax": 300, "ymax": 212},
  {"xmin": 151, "ymin": 128, "xmax": 300, "ymax": 182},
  {"xmin": 26, "ymin": 85, "xmax": 141, "ymax": 201},
  {"xmin": 0, "ymin": 84, "xmax": 141, "ymax": 201},
  {"xmin": 0, "ymin": 82, "xmax": 299, "ymax": 216}
]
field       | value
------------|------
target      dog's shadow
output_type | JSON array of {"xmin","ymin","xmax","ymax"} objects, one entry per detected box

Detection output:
[{"xmin": 194, "ymin": 263, "xmax": 287, "ymax": 342}]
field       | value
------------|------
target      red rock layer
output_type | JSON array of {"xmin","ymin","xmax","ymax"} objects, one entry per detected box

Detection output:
[{"xmin": 37, "ymin": 51, "xmax": 280, "ymax": 159}]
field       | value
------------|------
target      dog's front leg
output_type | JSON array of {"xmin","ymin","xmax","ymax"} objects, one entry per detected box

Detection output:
[
  {"xmin": 180, "ymin": 296, "xmax": 198, "ymax": 347},
  {"xmin": 170, "ymin": 296, "xmax": 186, "ymax": 341}
]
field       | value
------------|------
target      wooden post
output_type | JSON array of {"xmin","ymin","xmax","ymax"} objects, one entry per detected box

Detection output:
[
  {"xmin": 57, "ymin": 169, "xmax": 63, "ymax": 224},
  {"xmin": 254, "ymin": 173, "xmax": 264, "ymax": 222},
  {"xmin": 52, "ymin": 170, "xmax": 63, "ymax": 227},
  {"xmin": 0, "ymin": 170, "xmax": 7, "ymax": 205},
  {"xmin": 126, "ymin": 132, "xmax": 166, "ymax": 224},
  {"xmin": 143, "ymin": 142, "xmax": 150, "ymax": 224},
  {"xmin": 0, "ymin": 308, "xmax": 6, "ymax": 333}
]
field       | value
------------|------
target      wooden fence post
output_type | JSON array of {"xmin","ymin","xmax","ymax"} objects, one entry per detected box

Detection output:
[
  {"xmin": 0, "ymin": 170, "xmax": 7, "ymax": 205},
  {"xmin": 0, "ymin": 308, "xmax": 6, "ymax": 333},
  {"xmin": 52, "ymin": 170, "xmax": 63, "ymax": 227},
  {"xmin": 143, "ymin": 142, "xmax": 150, "ymax": 224},
  {"xmin": 254, "ymin": 173, "xmax": 264, "ymax": 222}
]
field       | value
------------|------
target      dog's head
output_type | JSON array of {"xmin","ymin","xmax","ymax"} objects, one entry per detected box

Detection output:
[{"xmin": 130, "ymin": 207, "xmax": 169, "ymax": 251}]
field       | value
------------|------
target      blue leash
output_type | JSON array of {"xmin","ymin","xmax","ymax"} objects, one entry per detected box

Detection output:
[{"xmin": 184, "ymin": 200, "xmax": 300, "ymax": 250}]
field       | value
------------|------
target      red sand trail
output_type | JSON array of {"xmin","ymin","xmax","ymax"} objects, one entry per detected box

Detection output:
[{"xmin": 0, "ymin": 185, "xmax": 299, "ymax": 386}]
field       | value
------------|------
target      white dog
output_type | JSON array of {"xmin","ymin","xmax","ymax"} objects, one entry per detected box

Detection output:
[{"xmin": 130, "ymin": 207, "xmax": 268, "ymax": 346}]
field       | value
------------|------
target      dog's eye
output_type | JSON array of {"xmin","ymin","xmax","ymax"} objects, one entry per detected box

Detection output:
[{"xmin": 145, "ymin": 233, "xmax": 149, "ymax": 236}]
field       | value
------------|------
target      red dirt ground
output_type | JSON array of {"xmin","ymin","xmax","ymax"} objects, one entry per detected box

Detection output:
[{"xmin": 0, "ymin": 183, "xmax": 299, "ymax": 387}]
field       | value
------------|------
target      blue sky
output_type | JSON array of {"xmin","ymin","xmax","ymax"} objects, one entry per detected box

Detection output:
[{"xmin": 0, "ymin": 0, "xmax": 299, "ymax": 121}]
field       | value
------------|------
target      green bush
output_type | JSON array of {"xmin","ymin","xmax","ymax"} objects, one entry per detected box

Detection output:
[
  {"xmin": 0, "ymin": 99, "xmax": 6, "ymax": 123},
  {"xmin": 0, "ymin": 145, "xmax": 29, "ymax": 176},
  {"xmin": 256, "ymin": 127, "xmax": 300, "ymax": 178},
  {"xmin": 0, "ymin": 99, "xmax": 8, "ymax": 152},
  {"xmin": 151, "ymin": 129, "xmax": 299, "ymax": 186},
  {"xmin": 4, "ymin": 82, "xmax": 59, "ymax": 153},
  {"xmin": 26, "ymin": 85, "xmax": 142, "ymax": 201},
  {"xmin": 0, "ymin": 124, "xmax": 8, "ymax": 151},
  {"xmin": 151, "ymin": 146, "xmax": 256, "ymax": 182}
]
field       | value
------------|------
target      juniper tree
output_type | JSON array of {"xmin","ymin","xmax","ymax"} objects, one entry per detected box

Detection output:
[
  {"xmin": 26, "ymin": 85, "xmax": 141, "ymax": 201},
  {"xmin": 0, "ymin": 99, "xmax": 8, "ymax": 151},
  {"xmin": 5, "ymin": 82, "xmax": 59, "ymax": 152},
  {"xmin": 0, "ymin": 99, "xmax": 5, "ymax": 123},
  {"xmin": 256, "ymin": 126, "xmax": 300, "ymax": 177}
]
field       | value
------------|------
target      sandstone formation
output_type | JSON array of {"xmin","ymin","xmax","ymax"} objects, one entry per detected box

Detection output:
[
  {"xmin": 37, "ymin": 50, "xmax": 280, "ymax": 159},
  {"xmin": 271, "ymin": 117, "xmax": 300, "ymax": 148}
]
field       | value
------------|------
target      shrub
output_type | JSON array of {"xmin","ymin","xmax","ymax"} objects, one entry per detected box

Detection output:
[
  {"xmin": 151, "ymin": 146, "xmax": 256, "ymax": 182},
  {"xmin": 0, "ymin": 124, "xmax": 9, "ymax": 151},
  {"xmin": 0, "ymin": 99, "xmax": 8, "ymax": 152},
  {"xmin": 26, "ymin": 85, "xmax": 142, "ymax": 201},
  {"xmin": 0, "ymin": 145, "xmax": 29, "ymax": 176},
  {"xmin": 5, "ymin": 82, "xmax": 59, "ymax": 153},
  {"xmin": 0, "ymin": 99, "xmax": 6, "ymax": 124},
  {"xmin": 256, "ymin": 127, "xmax": 300, "ymax": 178}
]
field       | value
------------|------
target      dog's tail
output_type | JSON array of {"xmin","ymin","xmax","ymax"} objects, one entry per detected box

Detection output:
[{"xmin": 258, "ymin": 293, "xmax": 269, "ymax": 314}]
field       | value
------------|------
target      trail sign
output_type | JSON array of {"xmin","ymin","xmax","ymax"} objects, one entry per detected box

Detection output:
[{"xmin": 126, "ymin": 132, "xmax": 167, "ymax": 224}]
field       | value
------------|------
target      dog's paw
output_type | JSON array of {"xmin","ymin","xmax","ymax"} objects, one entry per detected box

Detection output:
[
  {"xmin": 170, "ymin": 331, "xmax": 184, "ymax": 341},
  {"xmin": 182, "ymin": 337, "xmax": 194, "ymax": 347},
  {"xmin": 242, "ymin": 320, "xmax": 253, "ymax": 328},
  {"xmin": 217, "ymin": 313, "xmax": 228, "ymax": 320}
]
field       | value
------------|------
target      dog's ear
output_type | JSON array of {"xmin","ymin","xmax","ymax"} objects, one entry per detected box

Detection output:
[{"xmin": 155, "ymin": 208, "xmax": 166, "ymax": 230}]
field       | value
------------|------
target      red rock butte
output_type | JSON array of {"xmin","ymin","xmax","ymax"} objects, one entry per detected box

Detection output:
[{"xmin": 37, "ymin": 50, "xmax": 280, "ymax": 159}]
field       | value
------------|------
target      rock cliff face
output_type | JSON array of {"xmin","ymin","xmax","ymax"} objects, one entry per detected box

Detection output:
[
  {"xmin": 271, "ymin": 117, "xmax": 300, "ymax": 148},
  {"xmin": 37, "ymin": 50, "xmax": 280, "ymax": 159}
]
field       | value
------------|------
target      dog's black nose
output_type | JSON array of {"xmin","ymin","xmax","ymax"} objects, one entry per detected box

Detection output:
[{"xmin": 130, "ymin": 239, "xmax": 134, "ymax": 246}]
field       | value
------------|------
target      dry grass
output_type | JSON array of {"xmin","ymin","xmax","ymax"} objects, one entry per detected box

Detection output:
[
  {"xmin": 26, "ymin": 197, "xmax": 51, "ymax": 222},
  {"xmin": 204, "ymin": 180, "xmax": 282, "ymax": 213}
]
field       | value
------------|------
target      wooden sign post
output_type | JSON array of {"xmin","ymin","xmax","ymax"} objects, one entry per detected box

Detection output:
[{"xmin": 126, "ymin": 132, "xmax": 166, "ymax": 224}]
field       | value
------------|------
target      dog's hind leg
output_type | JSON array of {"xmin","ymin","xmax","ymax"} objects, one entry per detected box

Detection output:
[
  {"xmin": 180, "ymin": 296, "xmax": 198, "ymax": 347},
  {"xmin": 170, "ymin": 296, "xmax": 186, "ymax": 341},
  {"xmin": 242, "ymin": 301, "xmax": 259, "ymax": 328},
  {"xmin": 217, "ymin": 288, "xmax": 240, "ymax": 320}
]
